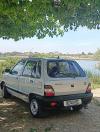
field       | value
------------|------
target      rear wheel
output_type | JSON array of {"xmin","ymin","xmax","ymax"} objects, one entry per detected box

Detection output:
[
  {"xmin": 1, "ymin": 83, "xmax": 11, "ymax": 98},
  {"xmin": 29, "ymin": 97, "xmax": 47, "ymax": 118}
]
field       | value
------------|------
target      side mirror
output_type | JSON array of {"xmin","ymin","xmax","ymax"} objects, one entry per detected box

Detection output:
[{"xmin": 11, "ymin": 71, "xmax": 18, "ymax": 75}]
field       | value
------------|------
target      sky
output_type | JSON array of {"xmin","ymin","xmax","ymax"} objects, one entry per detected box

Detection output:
[{"xmin": 0, "ymin": 27, "xmax": 100, "ymax": 54}]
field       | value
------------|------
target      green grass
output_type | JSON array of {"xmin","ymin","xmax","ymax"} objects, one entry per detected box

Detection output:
[
  {"xmin": 86, "ymin": 71, "xmax": 100, "ymax": 89},
  {"xmin": 92, "ymin": 83, "xmax": 100, "ymax": 89},
  {"xmin": 0, "ymin": 57, "xmax": 20, "ymax": 78}
]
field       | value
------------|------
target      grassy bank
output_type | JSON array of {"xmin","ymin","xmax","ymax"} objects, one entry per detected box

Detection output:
[
  {"xmin": 0, "ymin": 57, "xmax": 20, "ymax": 78},
  {"xmin": 86, "ymin": 71, "xmax": 100, "ymax": 89}
]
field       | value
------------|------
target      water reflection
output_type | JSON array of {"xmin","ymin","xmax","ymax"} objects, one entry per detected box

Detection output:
[
  {"xmin": 77, "ymin": 60, "xmax": 100, "ymax": 75},
  {"xmin": 0, "ymin": 0, "xmax": 100, "ymax": 40}
]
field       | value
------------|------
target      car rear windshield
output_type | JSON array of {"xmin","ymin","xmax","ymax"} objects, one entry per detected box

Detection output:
[{"xmin": 47, "ymin": 60, "xmax": 86, "ymax": 78}]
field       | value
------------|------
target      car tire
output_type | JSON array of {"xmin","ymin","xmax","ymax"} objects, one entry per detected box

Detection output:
[
  {"xmin": 73, "ymin": 105, "xmax": 83, "ymax": 111},
  {"xmin": 2, "ymin": 83, "xmax": 11, "ymax": 98},
  {"xmin": 29, "ymin": 97, "xmax": 47, "ymax": 118}
]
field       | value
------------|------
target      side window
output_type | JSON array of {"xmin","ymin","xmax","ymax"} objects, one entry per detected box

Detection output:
[
  {"xmin": 23, "ymin": 61, "xmax": 41, "ymax": 78},
  {"xmin": 23, "ymin": 61, "xmax": 35, "ymax": 77},
  {"xmin": 47, "ymin": 62, "xmax": 57, "ymax": 75},
  {"xmin": 32, "ymin": 61, "xmax": 41, "ymax": 78},
  {"xmin": 11, "ymin": 60, "xmax": 26, "ymax": 75}
]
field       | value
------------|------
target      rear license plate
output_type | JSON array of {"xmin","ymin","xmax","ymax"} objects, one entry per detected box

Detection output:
[{"xmin": 64, "ymin": 99, "xmax": 82, "ymax": 107}]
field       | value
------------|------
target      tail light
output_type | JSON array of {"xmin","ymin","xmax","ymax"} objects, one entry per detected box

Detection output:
[
  {"xmin": 50, "ymin": 101, "xmax": 57, "ymax": 107},
  {"xmin": 86, "ymin": 83, "xmax": 91, "ymax": 93},
  {"xmin": 44, "ymin": 85, "xmax": 55, "ymax": 97}
]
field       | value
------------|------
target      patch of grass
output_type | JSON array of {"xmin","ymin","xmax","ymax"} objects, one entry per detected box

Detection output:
[
  {"xmin": 30, "ymin": 128, "xmax": 37, "ymax": 132},
  {"xmin": 29, "ymin": 126, "xmax": 53, "ymax": 132},
  {"xmin": 92, "ymin": 83, "xmax": 100, "ymax": 89},
  {"xmin": 0, "ymin": 57, "xmax": 20, "ymax": 78},
  {"xmin": 44, "ymin": 126, "xmax": 53, "ymax": 132},
  {"xmin": 86, "ymin": 71, "xmax": 100, "ymax": 89}
]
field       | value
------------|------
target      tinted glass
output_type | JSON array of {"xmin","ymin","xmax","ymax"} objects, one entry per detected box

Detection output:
[
  {"xmin": 11, "ymin": 60, "xmax": 26, "ymax": 75},
  {"xmin": 23, "ymin": 61, "xmax": 35, "ymax": 77},
  {"xmin": 23, "ymin": 61, "xmax": 41, "ymax": 78},
  {"xmin": 31, "ymin": 61, "xmax": 41, "ymax": 78},
  {"xmin": 47, "ymin": 60, "xmax": 86, "ymax": 78}
]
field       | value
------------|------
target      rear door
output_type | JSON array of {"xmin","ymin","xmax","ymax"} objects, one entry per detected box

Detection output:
[
  {"xmin": 19, "ymin": 60, "xmax": 43, "ymax": 96},
  {"xmin": 46, "ymin": 60, "xmax": 88, "ymax": 96}
]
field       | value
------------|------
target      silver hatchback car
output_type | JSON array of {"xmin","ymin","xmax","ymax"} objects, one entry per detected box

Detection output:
[{"xmin": 0, "ymin": 58, "xmax": 93, "ymax": 117}]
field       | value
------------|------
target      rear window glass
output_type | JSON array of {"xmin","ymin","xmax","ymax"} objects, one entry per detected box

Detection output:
[{"xmin": 47, "ymin": 60, "xmax": 86, "ymax": 78}]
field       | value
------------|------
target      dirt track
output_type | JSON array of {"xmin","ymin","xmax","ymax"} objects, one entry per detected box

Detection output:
[{"xmin": 0, "ymin": 96, "xmax": 100, "ymax": 132}]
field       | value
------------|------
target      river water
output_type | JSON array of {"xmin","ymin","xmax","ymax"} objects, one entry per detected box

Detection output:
[{"xmin": 76, "ymin": 60, "xmax": 100, "ymax": 75}]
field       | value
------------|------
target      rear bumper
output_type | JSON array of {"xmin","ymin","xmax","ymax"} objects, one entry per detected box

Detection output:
[{"xmin": 38, "ymin": 92, "xmax": 93, "ymax": 108}]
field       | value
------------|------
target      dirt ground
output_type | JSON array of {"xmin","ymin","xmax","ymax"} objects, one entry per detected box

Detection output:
[{"xmin": 0, "ymin": 96, "xmax": 100, "ymax": 132}]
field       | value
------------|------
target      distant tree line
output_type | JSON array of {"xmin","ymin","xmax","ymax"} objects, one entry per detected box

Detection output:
[{"xmin": 0, "ymin": 51, "xmax": 94, "ymax": 58}]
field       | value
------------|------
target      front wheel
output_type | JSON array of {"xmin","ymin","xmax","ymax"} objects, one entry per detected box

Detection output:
[
  {"xmin": 1, "ymin": 84, "xmax": 11, "ymax": 98},
  {"xmin": 29, "ymin": 98, "xmax": 47, "ymax": 118}
]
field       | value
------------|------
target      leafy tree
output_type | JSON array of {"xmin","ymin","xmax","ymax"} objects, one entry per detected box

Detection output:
[{"xmin": 0, "ymin": 0, "xmax": 100, "ymax": 41}]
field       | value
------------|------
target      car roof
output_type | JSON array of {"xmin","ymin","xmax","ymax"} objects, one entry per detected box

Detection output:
[{"xmin": 21, "ymin": 57, "xmax": 75, "ymax": 62}]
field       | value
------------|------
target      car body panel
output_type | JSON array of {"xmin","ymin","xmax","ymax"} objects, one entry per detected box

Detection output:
[{"xmin": 43, "ymin": 60, "xmax": 89, "ymax": 96}]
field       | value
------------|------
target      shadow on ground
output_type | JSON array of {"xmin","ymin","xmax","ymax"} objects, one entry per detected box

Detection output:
[{"xmin": 0, "ymin": 96, "xmax": 100, "ymax": 132}]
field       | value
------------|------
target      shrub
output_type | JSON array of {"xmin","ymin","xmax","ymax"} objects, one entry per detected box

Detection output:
[
  {"xmin": 86, "ymin": 70, "xmax": 100, "ymax": 85},
  {"xmin": 0, "ymin": 57, "xmax": 20, "ymax": 78}
]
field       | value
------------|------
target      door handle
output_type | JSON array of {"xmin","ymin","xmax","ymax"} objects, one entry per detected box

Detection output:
[
  {"xmin": 71, "ymin": 84, "xmax": 74, "ymax": 87},
  {"xmin": 16, "ymin": 77, "xmax": 18, "ymax": 80},
  {"xmin": 30, "ymin": 80, "xmax": 34, "ymax": 83}
]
